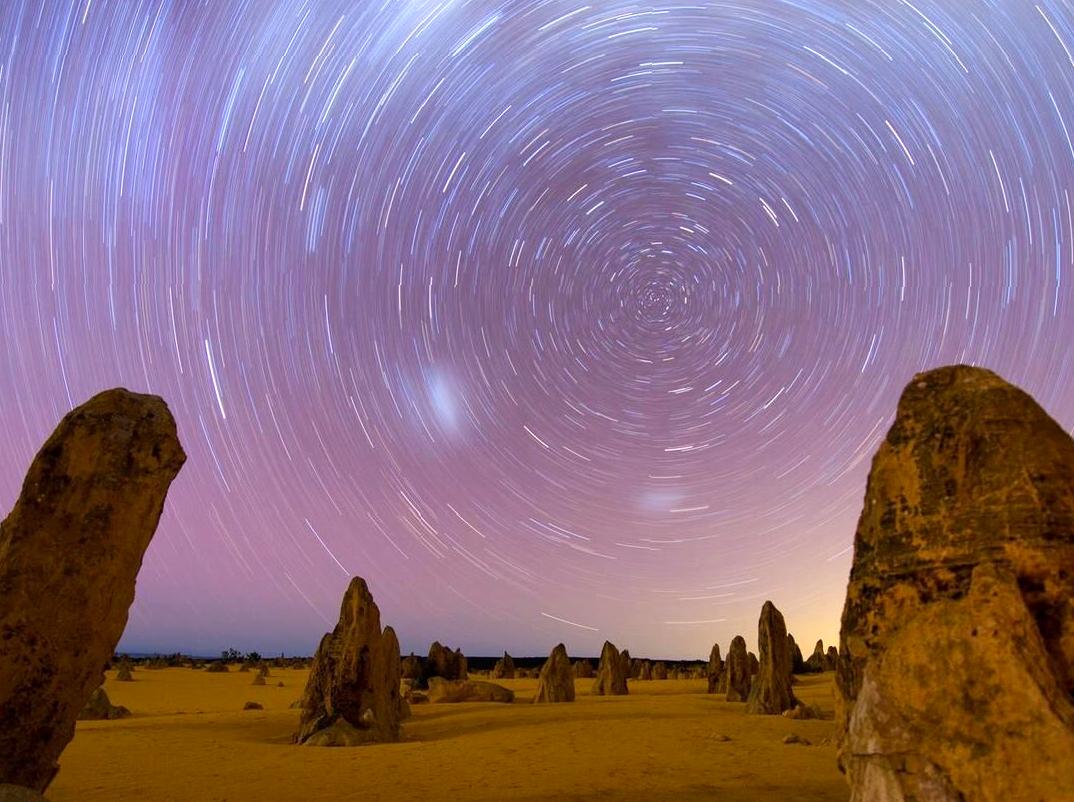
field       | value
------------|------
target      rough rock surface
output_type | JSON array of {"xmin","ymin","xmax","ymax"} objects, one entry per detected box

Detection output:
[
  {"xmin": 0, "ymin": 389, "xmax": 185, "ymax": 792},
  {"xmin": 400, "ymin": 653, "xmax": 423, "ymax": 681},
  {"xmin": 427, "ymin": 678, "xmax": 514, "ymax": 703},
  {"xmin": 637, "ymin": 660, "xmax": 652, "ymax": 681},
  {"xmin": 805, "ymin": 640, "xmax": 827, "ymax": 673},
  {"xmin": 491, "ymin": 652, "xmax": 515, "ymax": 680},
  {"xmin": 572, "ymin": 660, "xmax": 593, "ymax": 679},
  {"xmin": 745, "ymin": 602, "xmax": 798, "ymax": 715},
  {"xmin": 294, "ymin": 577, "xmax": 402, "ymax": 746},
  {"xmin": 76, "ymin": 687, "xmax": 130, "ymax": 721},
  {"xmin": 652, "ymin": 662, "xmax": 668, "ymax": 680},
  {"xmin": 619, "ymin": 650, "xmax": 633, "ymax": 682},
  {"xmin": 706, "ymin": 644, "xmax": 723, "ymax": 694},
  {"xmin": 824, "ymin": 646, "xmax": 838, "ymax": 671},
  {"xmin": 591, "ymin": 641, "xmax": 628, "ymax": 696},
  {"xmin": 724, "ymin": 636, "xmax": 751, "ymax": 702},
  {"xmin": 533, "ymin": 644, "xmax": 574, "ymax": 703},
  {"xmin": 787, "ymin": 634, "xmax": 806, "ymax": 675},
  {"xmin": 424, "ymin": 642, "xmax": 468, "ymax": 685},
  {"xmin": 836, "ymin": 365, "xmax": 1074, "ymax": 802}
]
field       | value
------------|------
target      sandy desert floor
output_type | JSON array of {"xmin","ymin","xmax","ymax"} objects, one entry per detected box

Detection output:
[{"xmin": 50, "ymin": 668, "xmax": 846, "ymax": 802}]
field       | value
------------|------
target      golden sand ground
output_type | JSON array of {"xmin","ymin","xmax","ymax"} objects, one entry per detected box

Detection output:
[{"xmin": 50, "ymin": 668, "xmax": 846, "ymax": 801}]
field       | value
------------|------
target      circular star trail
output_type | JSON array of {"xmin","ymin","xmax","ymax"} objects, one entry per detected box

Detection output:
[{"xmin": 2, "ymin": 0, "xmax": 1074, "ymax": 658}]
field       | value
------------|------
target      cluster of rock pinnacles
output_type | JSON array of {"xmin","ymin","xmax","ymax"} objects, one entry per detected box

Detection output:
[{"xmin": 2, "ymin": 364, "xmax": 1073, "ymax": 802}]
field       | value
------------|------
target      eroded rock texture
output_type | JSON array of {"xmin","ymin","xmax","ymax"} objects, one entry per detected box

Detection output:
[
  {"xmin": 491, "ymin": 652, "xmax": 515, "ymax": 680},
  {"xmin": 787, "ymin": 634, "xmax": 806, "ymax": 675},
  {"xmin": 591, "ymin": 641, "xmax": 628, "ymax": 696},
  {"xmin": 745, "ymin": 601, "xmax": 797, "ymax": 715},
  {"xmin": 836, "ymin": 365, "xmax": 1074, "ymax": 802},
  {"xmin": 424, "ymin": 642, "xmax": 468, "ymax": 686},
  {"xmin": 724, "ymin": 636, "xmax": 751, "ymax": 702},
  {"xmin": 77, "ymin": 687, "xmax": 130, "ymax": 721},
  {"xmin": 706, "ymin": 643, "xmax": 723, "ymax": 694},
  {"xmin": 427, "ymin": 678, "xmax": 514, "ymax": 703},
  {"xmin": 294, "ymin": 578, "xmax": 402, "ymax": 746},
  {"xmin": 572, "ymin": 660, "xmax": 594, "ymax": 679},
  {"xmin": 533, "ymin": 644, "xmax": 574, "ymax": 703},
  {"xmin": 0, "ymin": 389, "xmax": 185, "ymax": 791}
]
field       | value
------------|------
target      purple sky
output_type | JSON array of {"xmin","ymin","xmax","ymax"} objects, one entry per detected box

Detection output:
[{"xmin": 2, "ymin": 0, "xmax": 1074, "ymax": 659}]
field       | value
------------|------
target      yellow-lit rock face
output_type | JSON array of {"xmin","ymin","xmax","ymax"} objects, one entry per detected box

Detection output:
[
  {"xmin": 294, "ymin": 577, "xmax": 402, "ymax": 745},
  {"xmin": 0, "ymin": 389, "xmax": 185, "ymax": 793},
  {"xmin": 836, "ymin": 365, "xmax": 1074, "ymax": 801}
]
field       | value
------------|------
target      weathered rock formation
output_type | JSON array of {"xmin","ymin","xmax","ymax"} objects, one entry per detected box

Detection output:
[
  {"xmin": 572, "ymin": 660, "xmax": 594, "ymax": 679},
  {"xmin": 491, "ymin": 652, "xmax": 515, "ymax": 680},
  {"xmin": 805, "ymin": 639, "xmax": 827, "ymax": 673},
  {"xmin": 400, "ymin": 653, "xmax": 423, "ymax": 681},
  {"xmin": 591, "ymin": 641, "xmax": 628, "ymax": 696},
  {"xmin": 619, "ymin": 650, "xmax": 633, "ymax": 682},
  {"xmin": 637, "ymin": 660, "xmax": 653, "ymax": 681},
  {"xmin": 116, "ymin": 661, "xmax": 134, "ymax": 683},
  {"xmin": 747, "ymin": 651, "xmax": 758, "ymax": 678},
  {"xmin": 724, "ymin": 636, "xmax": 751, "ymax": 702},
  {"xmin": 706, "ymin": 644, "xmax": 723, "ymax": 694},
  {"xmin": 423, "ymin": 642, "xmax": 468, "ymax": 686},
  {"xmin": 533, "ymin": 644, "xmax": 574, "ymax": 703},
  {"xmin": 652, "ymin": 661, "xmax": 668, "ymax": 680},
  {"xmin": 836, "ymin": 365, "xmax": 1074, "ymax": 801},
  {"xmin": 824, "ymin": 645, "xmax": 838, "ymax": 671},
  {"xmin": 745, "ymin": 601, "xmax": 798, "ymax": 715},
  {"xmin": 787, "ymin": 634, "xmax": 806, "ymax": 675},
  {"xmin": 0, "ymin": 389, "xmax": 185, "ymax": 792},
  {"xmin": 294, "ymin": 577, "xmax": 402, "ymax": 746},
  {"xmin": 76, "ymin": 687, "xmax": 130, "ymax": 721},
  {"xmin": 427, "ymin": 678, "xmax": 514, "ymax": 703}
]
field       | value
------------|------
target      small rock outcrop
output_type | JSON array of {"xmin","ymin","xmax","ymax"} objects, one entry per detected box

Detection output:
[
  {"xmin": 825, "ymin": 645, "xmax": 838, "ymax": 671},
  {"xmin": 652, "ymin": 661, "xmax": 668, "ymax": 680},
  {"xmin": 805, "ymin": 639, "xmax": 827, "ymax": 673},
  {"xmin": 423, "ymin": 642, "xmax": 468, "ymax": 686},
  {"xmin": 787, "ymin": 634, "xmax": 806, "ymax": 675},
  {"xmin": 745, "ymin": 601, "xmax": 798, "ymax": 715},
  {"xmin": 294, "ymin": 577, "xmax": 402, "ymax": 746},
  {"xmin": 400, "ymin": 653, "xmax": 423, "ymax": 681},
  {"xmin": 427, "ymin": 678, "xmax": 514, "ymax": 703},
  {"xmin": 637, "ymin": 660, "xmax": 653, "ymax": 680},
  {"xmin": 572, "ymin": 660, "xmax": 594, "ymax": 679},
  {"xmin": 0, "ymin": 389, "xmax": 185, "ymax": 792},
  {"xmin": 591, "ymin": 641, "xmax": 628, "ymax": 696},
  {"xmin": 533, "ymin": 644, "xmax": 574, "ymax": 703},
  {"xmin": 836, "ymin": 366, "xmax": 1074, "ymax": 801},
  {"xmin": 706, "ymin": 644, "xmax": 723, "ymax": 694},
  {"xmin": 77, "ymin": 687, "xmax": 131, "ymax": 721},
  {"xmin": 491, "ymin": 652, "xmax": 515, "ymax": 680},
  {"xmin": 724, "ymin": 636, "xmax": 751, "ymax": 702}
]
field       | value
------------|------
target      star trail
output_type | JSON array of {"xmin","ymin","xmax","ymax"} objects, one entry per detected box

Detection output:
[{"xmin": 2, "ymin": 0, "xmax": 1074, "ymax": 659}]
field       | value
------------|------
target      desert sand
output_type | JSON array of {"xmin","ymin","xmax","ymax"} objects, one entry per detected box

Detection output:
[{"xmin": 49, "ymin": 668, "xmax": 843, "ymax": 802}]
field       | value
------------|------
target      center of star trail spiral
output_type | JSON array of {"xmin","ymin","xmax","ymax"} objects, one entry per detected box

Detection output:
[{"xmin": 1, "ymin": 0, "xmax": 1073, "ymax": 658}]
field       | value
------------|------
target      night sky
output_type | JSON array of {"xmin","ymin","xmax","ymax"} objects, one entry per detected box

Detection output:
[{"xmin": 2, "ymin": 0, "xmax": 1074, "ymax": 659}]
